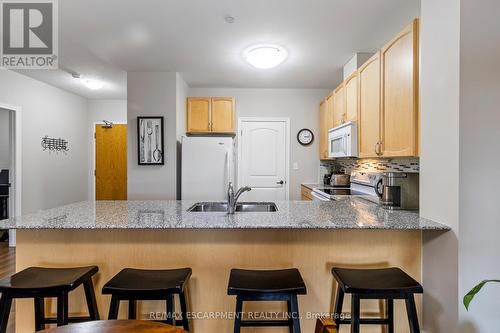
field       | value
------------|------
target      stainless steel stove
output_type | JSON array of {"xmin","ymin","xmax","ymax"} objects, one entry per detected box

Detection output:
[{"xmin": 311, "ymin": 171, "xmax": 383, "ymax": 202}]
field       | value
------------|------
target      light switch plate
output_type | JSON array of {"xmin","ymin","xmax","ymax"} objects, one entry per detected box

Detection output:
[{"xmin": 292, "ymin": 162, "xmax": 299, "ymax": 170}]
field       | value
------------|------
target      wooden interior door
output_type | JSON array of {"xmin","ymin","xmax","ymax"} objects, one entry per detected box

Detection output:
[
  {"xmin": 344, "ymin": 72, "xmax": 358, "ymax": 122},
  {"xmin": 332, "ymin": 84, "xmax": 345, "ymax": 127},
  {"xmin": 95, "ymin": 124, "xmax": 127, "ymax": 200},
  {"xmin": 187, "ymin": 98, "xmax": 211, "ymax": 133},
  {"xmin": 358, "ymin": 52, "xmax": 381, "ymax": 158},
  {"xmin": 211, "ymin": 97, "xmax": 234, "ymax": 133},
  {"xmin": 381, "ymin": 19, "xmax": 419, "ymax": 157}
]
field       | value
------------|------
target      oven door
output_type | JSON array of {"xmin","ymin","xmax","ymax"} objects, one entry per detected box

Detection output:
[
  {"xmin": 329, "ymin": 133, "xmax": 348, "ymax": 158},
  {"xmin": 311, "ymin": 191, "xmax": 331, "ymax": 201}
]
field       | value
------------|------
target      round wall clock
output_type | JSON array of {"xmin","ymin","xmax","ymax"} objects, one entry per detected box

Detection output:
[{"xmin": 297, "ymin": 128, "xmax": 314, "ymax": 146}]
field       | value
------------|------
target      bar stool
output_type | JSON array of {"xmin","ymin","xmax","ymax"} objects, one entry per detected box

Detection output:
[
  {"xmin": 227, "ymin": 268, "xmax": 307, "ymax": 333},
  {"xmin": 102, "ymin": 268, "xmax": 192, "ymax": 331},
  {"xmin": 331, "ymin": 267, "xmax": 423, "ymax": 333},
  {"xmin": 0, "ymin": 266, "xmax": 100, "ymax": 333},
  {"xmin": 39, "ymin": 320, "xmax": 187, "ymax": 333}
]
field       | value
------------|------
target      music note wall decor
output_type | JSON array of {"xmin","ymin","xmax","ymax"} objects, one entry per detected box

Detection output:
[{"xmin": 41, "ymin": 136, "xmax": 69, "ymax": 153}]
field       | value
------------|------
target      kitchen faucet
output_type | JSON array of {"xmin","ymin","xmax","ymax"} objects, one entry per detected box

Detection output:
[{"xmin": 227, "ymin": 182, "xmax": 252, "ymax": 214}]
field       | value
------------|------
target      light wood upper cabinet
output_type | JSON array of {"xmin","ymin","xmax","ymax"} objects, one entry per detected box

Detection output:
[
  {"xmin": 358, "ymin": 52, "xmax": 381, "ymax": 158},
  {"xmin": 319, "ymin": 99, "xmax": 328, "ymax": 159},
  {"xmin": 211, "ymin": 97, "xmax": 235, "ymax": 133},
  {"xmin": 187, "ymin": 97, "xmax": 235, "ymax": 134},
  {"xmin": 187, "ymin": 98, "xmax": 211, "ymax": 133},
  {"xmin": 344, "ymin": 72, "xmax": 358, "ymax": 123},
  {"xmin": 380, "ymin": 19, "xmax": 419, "ymax": 157},
  {"xmin": 332, "ymin": 84, "xmax": 345, "ymax": 128}
]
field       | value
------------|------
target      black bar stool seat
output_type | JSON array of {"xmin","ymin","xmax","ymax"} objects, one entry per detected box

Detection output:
[
  {"xmin": 228, "ymin": 268, "xmax": 306, "ymax": 333},
  {"xmin": 332, "ymin": 267, "xmax": 423, "ymax": 295},
  {"xmin": 102, "ymin": 268, "xmax": 192, "ymax": 331},
  {"xmin": 0, "ymin": 266, "xmax": 100, "ymax": 333},
  {"xmin": 331, "ymin": 267, "xmax": 423, "ymax": 333}
]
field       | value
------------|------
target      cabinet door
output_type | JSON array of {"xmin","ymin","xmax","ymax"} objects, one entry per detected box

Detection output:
[
  {"xmin": 211, "ymin": 97, "xmax": 235, "ymax": 133},
  {"xmin": 187, "ymin": 98, "xmax": 211, "ymax": 133},
  {"xmin": 381, "ymin": 19, "xmax": 419, "ymax": 157},
  {"xmin": 358, "ymin": 52, "xmax": 381, "ymax": 158},
  {"xmin": 332, "ymin": 84, "xmax": 345, "ymax": 128},
  {"xmin": 344, "ymin": 72, "xmax": 358, "ymax": 123},
  {"xmin": 319, "ymin": 99, "xmax": 328, "ymax": 159}
]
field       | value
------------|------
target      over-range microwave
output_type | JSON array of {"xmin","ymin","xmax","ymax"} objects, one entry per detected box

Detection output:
[{"xmin": 328, "ymin": 121, "xmax": 358, "ymax": 158}]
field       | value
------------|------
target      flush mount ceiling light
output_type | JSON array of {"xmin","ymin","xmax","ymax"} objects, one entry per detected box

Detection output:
[
  {"xmin": 83, "ymin": 79, "xmax": 104, "ymax": 90},
  {"xmin": 243, "ymin": 44, "xmax": 288, "ymax": 69}
]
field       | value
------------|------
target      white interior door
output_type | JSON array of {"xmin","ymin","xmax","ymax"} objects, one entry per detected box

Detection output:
[{"xmin": 238, "ymin": 119, "xmax": 288, "ymax": 201}]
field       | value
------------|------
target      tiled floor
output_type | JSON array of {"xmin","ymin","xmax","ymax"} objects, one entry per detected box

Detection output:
[{"xmin": 0, "ymin": 242, "xmax": 16, "ymax": 333}]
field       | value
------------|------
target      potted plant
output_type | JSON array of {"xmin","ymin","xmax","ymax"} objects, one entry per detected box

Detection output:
[{"xmin": 463, "ymin": 280, "xmax": 500, "ymax": 310}]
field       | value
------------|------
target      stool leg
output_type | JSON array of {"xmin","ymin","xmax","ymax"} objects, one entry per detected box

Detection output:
[
  {"xmin": 108, "ymin": 295, "xmax": 120, "ymax": 320},
  {"xmin": 350, "ymin": 294, "xmax": 360, "ymax": 333},
  {"xmin": 405, "ymin": 295, "xmax": 420, "ymax": 333},
  {"xmin": 166, "ymin": 294, "xmax": 175, "ymax": 325},
  {"xmin": 179, "ymin": 291, "xmax": 190, "ymax": 331},
  {"xmin": 287, "ymin": 300, "xmax": 294, "ymax": 332},
  {"xmin": 83, "ymin": 279, "xmax": 100, "ymax": 320},
  {"xmin": 34, "ymin": 297, "xmax": 45, "ymax": 331},
  {"xmin": 57, "ymin": 292, "xmax": 69, "ymax": 326},
  {"xmin": 0, "ymin": 293, "xmax": 12, "ymax": 333},
  {"xmin": 333, "ymin": 286, "xmax": 344, "ymax": 327},
  {"xmin": 128, "ymin": 300, "xmax": 137, "ymax": 319},
  {"xmin": 233, "ymin": 296, "xmax": 243, "ymax": 333},
  {"xmin": 386, "ymin": 299, "xmax": 394, "ymax": 333},
  {"xmin": 289, "ymin": 294, "xmax": 301, "ymax": 333}
]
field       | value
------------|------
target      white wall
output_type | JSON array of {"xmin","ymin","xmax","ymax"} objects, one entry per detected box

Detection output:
[
  {"xmin": 127, "ymin": 72, "xmax": 177, "ymax": 199},
  {"xmin": 0, "ymin": 70, "xmax": 88, "ymax": 214},
  {"xmin": 188, "ymin": 88, "xmax": 328, "ymax": 200},
  {"xmin": 420, "ymin": 0, "xmax": 461, "ymax": 332},
  {"xmin": 0, "ymin": 111, "xmax": 10, "ymax": 170},
  {"xmin": 459, "ymin": 0, "xmax": 500, "ymax": 331},
  {"xmin": 87, "ymin": 99, "xmax": 127, "ymax": 200}
]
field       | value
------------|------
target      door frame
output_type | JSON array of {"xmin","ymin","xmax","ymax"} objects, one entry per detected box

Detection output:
[
  {"xmin": 237, "ymin": 117, "xmax": 290, "ymax": 200},
  {"xmin": 0, "ymin": 102, "xmax": 22, "ymax": 247},
  {"xmin": 92, "ymin": 122, "xmax": 127, "ymax": 201}
]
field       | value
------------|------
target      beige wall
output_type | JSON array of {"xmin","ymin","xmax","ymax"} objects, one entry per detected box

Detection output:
[
  {"xmin": 459, "ymin": 0, "xmax": 500, "ymax": 331},
  {"xmin": 127, "ymin": 72, "xmax": 178, "ymax": 200},
  {"xmin": 0, "ymin": 71, "xmax": 88, "ymax": 214},
  {"xmin": 420, "ymin": 0, "xmax": 461, "ymax": 332},
  {"xmin": 188, "ymin": 88, "xmax": 328, "ymax": 200}
]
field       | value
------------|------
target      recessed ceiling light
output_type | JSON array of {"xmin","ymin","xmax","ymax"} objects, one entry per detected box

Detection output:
[
  {"xmin": 243, "ymin": 44, "xmax": 288, "ymax": 69},
  {"xmin": 83, "ymin": 79, "xmax": 104, "ymax": 90},
  {"xmin": 224, "ymin": 15, "xmax": 235, "ymax": 24}
]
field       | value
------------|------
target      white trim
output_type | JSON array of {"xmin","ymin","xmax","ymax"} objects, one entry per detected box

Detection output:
[
  {"xmin": 0, "ymin": 103, "xmax": 22, "ymax": 247},
  {"xmin": 91, "ymin": 122, "xmax": 127, "ymax": 201},
  {"xmin": 237, "ymin": 117, "xmax": 290, "ymax": 200}
]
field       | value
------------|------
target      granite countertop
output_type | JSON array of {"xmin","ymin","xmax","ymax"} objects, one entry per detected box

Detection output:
[{"xmin": 0, "ymin": 199, "xmax": 449, "ymax": 230}]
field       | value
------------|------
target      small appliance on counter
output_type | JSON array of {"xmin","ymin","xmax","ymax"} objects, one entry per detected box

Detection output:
[
  {"xmin": 323, "ymin": 173, "xmax": 332, "ymax": 185},
  {"xmin": 377, "ymin": 172, "xmax": 419, "ymax": 210},
  {"xmin": 330, "ymin": 172, "xmax": 350, "ymax": 187}
]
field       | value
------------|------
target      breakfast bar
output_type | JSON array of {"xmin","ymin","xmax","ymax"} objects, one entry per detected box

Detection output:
[{"xmin": 0, "ymin": 199, "xmax": 448, "ymax": 333}]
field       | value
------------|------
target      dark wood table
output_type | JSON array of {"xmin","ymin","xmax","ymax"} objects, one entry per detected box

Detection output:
[{"xmin": 40, "ymin": 320, "xmax": 188, "ymax": 333}]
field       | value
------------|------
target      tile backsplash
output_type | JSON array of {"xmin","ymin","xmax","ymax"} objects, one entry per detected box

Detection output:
[{"xmin": 320, "ymin": 157, "xmax": 419, "ymax": 178}]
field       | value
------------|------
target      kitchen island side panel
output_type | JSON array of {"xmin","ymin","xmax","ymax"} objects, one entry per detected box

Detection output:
[{"xmin": 15, "ymin": 229, "xmax": 421, "ymax": 333}]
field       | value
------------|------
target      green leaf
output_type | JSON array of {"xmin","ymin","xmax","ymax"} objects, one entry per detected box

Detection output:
[{"xmin": 463, "ymin": 280, "xmax": 500, "ymax": 311}]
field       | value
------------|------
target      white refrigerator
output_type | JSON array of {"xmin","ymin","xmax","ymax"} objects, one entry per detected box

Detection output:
[{"xmin": 181, "ymin": 136, "xmax": 235, "ymax": 200}]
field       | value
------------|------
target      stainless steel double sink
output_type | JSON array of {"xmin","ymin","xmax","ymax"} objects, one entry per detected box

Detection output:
[{"xmin": 187, "ymin": 202, "xmax": 278, "ymax": 212}]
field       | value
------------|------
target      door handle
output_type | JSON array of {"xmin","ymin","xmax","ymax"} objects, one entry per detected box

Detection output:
[{"xmin": 276, "ymin": 180, "xmax": 284, "ymax": 185}]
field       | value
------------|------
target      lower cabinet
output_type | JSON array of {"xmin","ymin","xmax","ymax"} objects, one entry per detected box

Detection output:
[{"xmin": 301, "ymin": 185, "xmax": 313, "ymax": 201}]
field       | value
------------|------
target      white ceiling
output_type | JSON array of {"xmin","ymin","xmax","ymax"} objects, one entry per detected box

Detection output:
[{"xmin": 16, "ymin": 0, "xmax": 420, "ymax": 99}]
